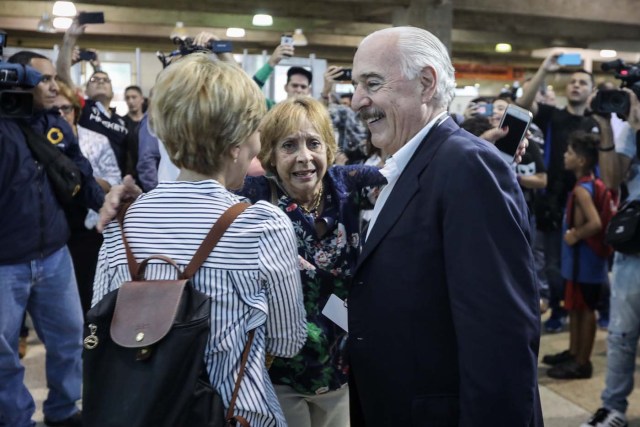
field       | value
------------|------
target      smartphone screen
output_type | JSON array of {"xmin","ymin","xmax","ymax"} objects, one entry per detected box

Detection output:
[
  {"xmin": 557, "ymin": 53, "xmax": 582, "ymax": 66},
  {"xmin": 77, "ymin": 12, "xmax": 105, "ymax": 25},
  {"xmin": 495, "ymin": 105, "xmax": 532, "ymax": 157}
]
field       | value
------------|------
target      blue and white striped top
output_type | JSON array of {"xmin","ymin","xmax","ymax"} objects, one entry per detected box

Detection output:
[{"xmin": 93, "ymin": 180, "xmax": 307, "ymax": 426}]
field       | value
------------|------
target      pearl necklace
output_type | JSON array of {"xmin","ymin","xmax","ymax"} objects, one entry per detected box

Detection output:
[{"xmin": 298, "ymin": 185, "xmax": 324, "ymax": 216}]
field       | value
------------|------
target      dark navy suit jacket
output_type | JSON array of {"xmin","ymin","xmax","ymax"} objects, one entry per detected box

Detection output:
[{"xmin": 348, "ymin": 117, "xmax": 544, "ymax": 427}]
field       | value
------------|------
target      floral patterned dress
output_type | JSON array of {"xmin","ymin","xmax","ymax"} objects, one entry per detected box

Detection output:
[{"xmin": 239, "ymin": 165, "xmax": 386, "ymax": 395}]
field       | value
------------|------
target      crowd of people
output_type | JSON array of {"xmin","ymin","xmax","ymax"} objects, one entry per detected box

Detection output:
[{"xmin": 1, "ymin": 13, "xmax": 639, "ymax": 427}]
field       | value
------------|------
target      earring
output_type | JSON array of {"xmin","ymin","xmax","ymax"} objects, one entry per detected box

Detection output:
[{"xmin": 234, "ymin": 158, "xmax": 238, "ymax": 163}]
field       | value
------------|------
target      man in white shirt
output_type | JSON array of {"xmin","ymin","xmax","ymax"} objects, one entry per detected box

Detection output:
[{"xmin": 346, "ymin": 26, "xmax": 542, "ymax": 427}]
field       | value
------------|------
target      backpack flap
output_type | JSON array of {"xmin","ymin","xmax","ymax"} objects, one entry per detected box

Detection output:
[{"xmin": 110, "ymin": 279, "xmax": 188, "ymax": 348}]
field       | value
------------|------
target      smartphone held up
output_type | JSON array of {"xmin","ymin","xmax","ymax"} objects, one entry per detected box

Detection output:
[{"xmin": 495, "ymin": 104, "xmax": 532, "ymax": 159}]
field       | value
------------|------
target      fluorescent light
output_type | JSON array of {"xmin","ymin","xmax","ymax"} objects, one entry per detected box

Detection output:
[
  {"xmin": 52, "ymin": 1, "xmax": 76, "ymax": 17},
  {"xmin": 600, "ymin": 49, "xmax": 617, "ymax": 58},
  {"xmin": 226, "ymin": 27, "xmax": 245, "ymax": 38},
  {"xmin": 495, "ymin": 43, "xmax": 512, "ymax": 53},
  {"xmin": 292, "ymin": 28, "xmax": 307, "ymax": 46},
  {"xmin": 252, "ymin": 14, "xmax": 272, "ymax": 26},
  {"xmin": 53, "ymin": 17, "xmax": 73, "ymax": 29}
]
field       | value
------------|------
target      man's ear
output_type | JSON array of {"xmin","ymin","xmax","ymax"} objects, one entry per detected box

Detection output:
[{"xmin": 420, "ymin": 65, "xmax": 438, "ymax": 104}]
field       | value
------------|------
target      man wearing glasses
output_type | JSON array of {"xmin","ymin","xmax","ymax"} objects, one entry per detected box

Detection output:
[{"xmin": 57, "ymin": 19, "xmax": 130, "ymax": 178}]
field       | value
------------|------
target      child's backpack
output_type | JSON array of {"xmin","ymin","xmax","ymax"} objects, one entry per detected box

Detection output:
[
  {"xmin": 566, "ymin": 176, "xmax": 618, "ymax": 259},
  {"xmin": 82, "ymin": 202, "xmax": 253, "ymax": 427}
]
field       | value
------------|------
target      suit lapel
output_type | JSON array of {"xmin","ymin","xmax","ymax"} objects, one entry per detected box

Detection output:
[{"xmin": 355, "ymin": 118, "xmax": 459, "ymax": 273}]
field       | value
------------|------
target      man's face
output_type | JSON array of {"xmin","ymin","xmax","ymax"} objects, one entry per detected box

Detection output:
[
  {"xmin": 351, "ymin": 33, "xmax": 429, "ymax": 155},
  {"xmin": 339, "ymin": 96, "xmax": 352, "ymax": 107},
  {"xmin": 125, "ymin": 89, "xmax": 144, "ymax": 114},
  {"xmin": 285, "ymin": 74, "xmax": 311, "ymax": 98},
  {"xmin": 566, "ymin": 72, "xmax": 593, "ymax": 106},
  {"xmin": 86, "ymin": 72, "xmax": 114, "ymax": 101},
  {"xmin": 29, "ymin": 58, "xmax": 59, "ymax": 111}
]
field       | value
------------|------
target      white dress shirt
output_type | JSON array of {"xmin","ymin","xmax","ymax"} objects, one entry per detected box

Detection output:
[{"xmin": 366, "ymin": 112, "xmax": 449, "ymax": 241}]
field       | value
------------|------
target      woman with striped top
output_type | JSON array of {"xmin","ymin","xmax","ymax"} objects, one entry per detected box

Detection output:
[{"xmin": 93, "ymin": 53, "xmax": 307, "ymax": 426}]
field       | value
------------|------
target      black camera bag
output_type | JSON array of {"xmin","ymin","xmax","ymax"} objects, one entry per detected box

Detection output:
[
  {"xmin": 605, "ymin": 199, "xmax": 640, "ymax": 254},
  {"xmin": 18, "ymin": 121, "xmax": 81, "ymax": 206}
]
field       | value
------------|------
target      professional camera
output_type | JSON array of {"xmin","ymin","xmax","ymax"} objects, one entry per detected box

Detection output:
[
  {"xmin": 591, "ymin": 59, "xmax": 640, "ymax": 119},
  {"xmin": 0, "ymin": 30, "xmax": 43, "ymax": 118},
  {"xmin": 156, "ymin": 37, "xmax": 233, "ymax": 68}
]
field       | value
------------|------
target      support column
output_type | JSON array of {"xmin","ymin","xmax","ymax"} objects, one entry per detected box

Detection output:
[{"xmin": 392, "ymin": 0, "xmax": 453, "ymax": 54}]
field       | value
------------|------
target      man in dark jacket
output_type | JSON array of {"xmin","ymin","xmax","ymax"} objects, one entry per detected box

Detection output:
[{"xmin": 0, "ymin": 51, "xmax": 104, "ymax": 427}]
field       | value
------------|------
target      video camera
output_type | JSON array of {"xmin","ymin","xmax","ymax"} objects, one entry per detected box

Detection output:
[
  {"xmin": 156, "ymin": 37, "xmax": 233, "ymax": 68},
  {"xmin": 591, "ymin": 59, "xmax": 640, "ymax": 119},
  {"xmin": 0, "ymin": 30, "xmax": 43, "ymax": 118}
]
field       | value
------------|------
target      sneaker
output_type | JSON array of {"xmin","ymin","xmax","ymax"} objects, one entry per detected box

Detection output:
[
  {"xmin": 542, "ymin": 350, "xmax": 574, "ymax": 366},
  {"xmin": 547, "ymin": 360, "xmax": 592, "ymax": 379},
  {"xmin": 44, "ymin": 411, "xmax": 82, "ymax": 427},
  {"xmin": 580, "ymin": 407, "xmax": 627, "ymax": 427},
  {"xmin": 544, "ymin": 316, "xmax": 565, "ymax": 333},
  {"xmin": 18, "ymin": 336, "xmax": 27, "ymax": 359}
]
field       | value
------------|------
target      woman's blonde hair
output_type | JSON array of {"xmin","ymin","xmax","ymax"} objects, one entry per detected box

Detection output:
[
  {"xmin": 258, "ymin": 96, "xmax": 336, "ymax": 175},
  {"xmin": 56, "ymin": 80, "xmax": 82, "ymax": 125},
  {"xmin": 149, "ymin": 53, "xmax": 266, "ymax": 175}
]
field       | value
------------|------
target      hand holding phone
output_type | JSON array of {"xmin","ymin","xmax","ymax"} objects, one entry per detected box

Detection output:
[
  {"xmin": 335, "ymin": 68, "xmax": 352, "ymax": 81},
  {"xmin": 495, "ymin": 104, "xmax": 532, "ymax": 158},
  {"xmin": 78, "ymin": 49, "xmax": 97, "ymax": 62}
]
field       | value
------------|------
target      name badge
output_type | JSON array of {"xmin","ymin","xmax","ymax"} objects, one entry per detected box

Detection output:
[{"xmin": 322, "ymin": 294, "xmax": 348, "ymax": 332}]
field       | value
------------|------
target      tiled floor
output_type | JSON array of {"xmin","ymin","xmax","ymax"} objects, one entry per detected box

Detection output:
[{"xmin": 19, "ymin": 318, "xmax": 640, "ymax": 426}]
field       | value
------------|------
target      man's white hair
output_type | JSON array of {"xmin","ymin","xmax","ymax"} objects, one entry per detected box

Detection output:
[{"xmin": 361, "ymin": 26, "xmax": 456, "ymax": 109}]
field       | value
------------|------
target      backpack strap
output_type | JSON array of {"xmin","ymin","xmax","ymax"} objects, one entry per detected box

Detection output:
[
  {"xmin": 116, "ymin": 202, "xmax": 139, "ymax": 279},
  {"xmin": 117, "ymin": 202, "xmax": 250, "ymax": 280},
  {"xmin": 182, "ymin": 202, "xmax": 250, "ymax": 279},
  {"xmin": 226, "ymin": 329, "xmax": 256, "ymax": 426}
]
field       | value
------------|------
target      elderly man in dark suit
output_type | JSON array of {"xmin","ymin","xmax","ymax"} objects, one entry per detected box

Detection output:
[{"xmin": 347, "ymin": 26, "xmax": 543, "ymax": 426}]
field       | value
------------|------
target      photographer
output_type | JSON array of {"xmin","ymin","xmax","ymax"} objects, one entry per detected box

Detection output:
[
  {"xmin": 0, "ymin": 51, "xmax": 104, "ymax": 427},
  {"xmin": 580, "ymin": 88, "xmax": 640, "ymax": 427}
]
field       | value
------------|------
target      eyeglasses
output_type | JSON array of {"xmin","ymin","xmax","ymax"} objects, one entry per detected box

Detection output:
[
  {"xmin": 56, "ymin": 105, "xmax": 74, "ymax": 114},
  {"xmin": 89, "ymin": 76, "xmax": 111, "ymax": 84}
]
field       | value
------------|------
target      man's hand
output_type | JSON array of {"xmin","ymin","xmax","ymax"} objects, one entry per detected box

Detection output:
[
  {"xmin": 97, "ymin": 175, "xmax": 143, "ymax": 233},
  {"xmin": 542, "ymin": 52, "xmax": 562, "ymax": 73},
  {"xmin": 623, "ymin": 88, "xmax": 640, "ymax": 131},
  {"xmin": 564, "ymin": 228, "xmax": 580, "ymax": 246},
  {"xmin": 65, "ymin": 17, "xmax": 86, "ymax": 39},
  {"xmin": 268, "ymin": 44, "xmax": 294, "ymax": 67}
]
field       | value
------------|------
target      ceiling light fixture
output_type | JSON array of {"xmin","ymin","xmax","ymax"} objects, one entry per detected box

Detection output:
[
  {"xmin": 252, "ymin": 14, "xmax": 273, "ymax": 26},
  {"xmin": 170, "ymin": 21, "xmax": 188, "ymax": 41},
  {"xmin": 495, "ymin": 43, "xmax": 512, "ymax": 53},
  {"xmin": 292, "ymin": 28, "xmax": 307, "ymax": 46},
  {"xmin": 37, "ymin": 12, "xmax": 56, "ymax": 33},
  {"xmin": 226, "ymin": 28, "xmax": 245, "ymax": 38},
  {"xmin": 600, "ymin": 49, "xmax": 617, "ymax": 58},
  {"xmin": 52, "ymin": 1, "xmax": 76, "ymax": 17},
  {"xmin": 53, "ymin": 16, "xmax": 73, "ymax": 29}
]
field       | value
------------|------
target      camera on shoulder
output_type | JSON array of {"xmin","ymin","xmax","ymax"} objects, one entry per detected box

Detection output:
[
  {"xmin": 0, "ymin": 30, "xmax": 42, "ymax": 119},
  {"xmin": 591, "ymin": 59, "xmax": 640, "ymax": 120}
]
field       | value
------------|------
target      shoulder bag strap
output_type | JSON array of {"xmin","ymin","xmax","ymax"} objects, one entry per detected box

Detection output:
[
  {"xmin": 226, "ymin": 329, "xmax": 256, "ymax": 426},
  {"xmin": 116, "ymin": 202, "xmax": 139, "ymax": 279},
  {"xmin": 182, "ymin": 202, "xmax": 250, "ymax": 279},
  {"xmin": 117, "ymin": 201, "xmax": 249, "ymax": 280}
]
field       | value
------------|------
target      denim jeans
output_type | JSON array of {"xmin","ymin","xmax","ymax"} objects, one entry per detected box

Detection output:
[
  {"xmin": 0, "ymin": 246, "xmax": 83, "ymax": 427},
  {"xmin": 535, "ymin": 229, "xmax": 563, "ymax": 312},
  {"xmin": 601, "ymin": 252, "xmax": 640, "ymax": 414}
]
